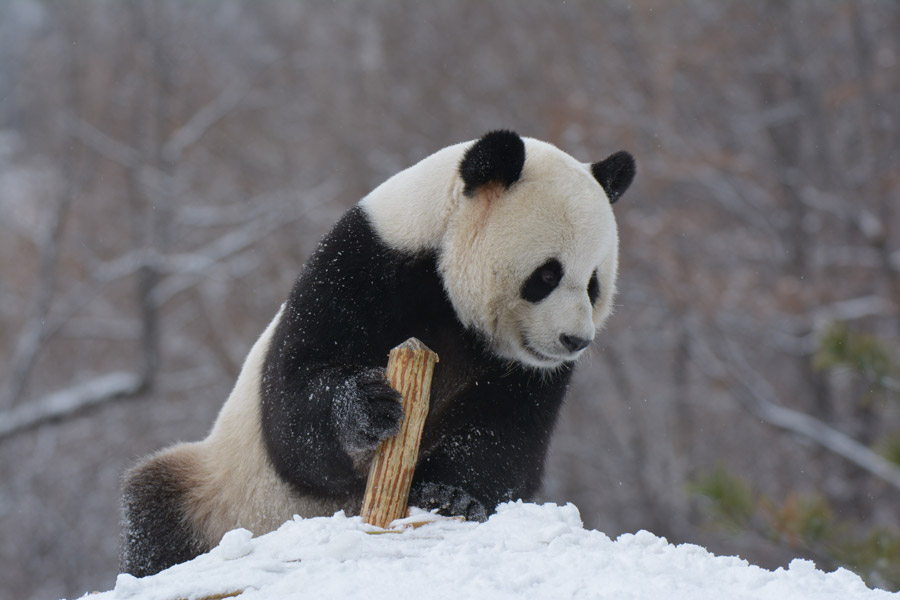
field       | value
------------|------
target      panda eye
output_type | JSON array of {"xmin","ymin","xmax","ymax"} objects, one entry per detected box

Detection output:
[
  {"xmin": 521, "ymin": 259, "xmax": 563, "ymax": 303},
  {"xmin": 587, "ymin": 270, "xmax": 600, "ymax": 304}
]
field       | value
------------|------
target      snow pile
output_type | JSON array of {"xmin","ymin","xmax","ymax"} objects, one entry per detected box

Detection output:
[{"xmin": 86, "ymin": 502, "xmax": 895, "ymax": 600}]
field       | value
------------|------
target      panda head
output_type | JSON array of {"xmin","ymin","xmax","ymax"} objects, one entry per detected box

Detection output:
[{"xmin": 440, "ymin": 130, "xmax": 635, "ymax": 369}]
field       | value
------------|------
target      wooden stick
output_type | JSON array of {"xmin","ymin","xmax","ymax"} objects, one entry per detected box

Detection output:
[{"xmin": 360, "ymin": 338, "xmax": 438, "ymax": 529}]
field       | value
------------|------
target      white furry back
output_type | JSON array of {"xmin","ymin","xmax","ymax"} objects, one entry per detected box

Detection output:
[
  {"xmin": 185, "ymin": 307, "xmax": 353, "ymax": 547},
  {"xmin": 359, "ymin": 141, "xmax": 469, "ymax": 252}
]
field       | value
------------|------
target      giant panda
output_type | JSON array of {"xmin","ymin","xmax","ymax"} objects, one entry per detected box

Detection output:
[{"xmin": 120, "ymin": 130, "xmax": 635, "ymax": 577}]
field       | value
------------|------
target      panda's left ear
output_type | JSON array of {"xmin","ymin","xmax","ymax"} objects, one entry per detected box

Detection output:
[
  {"xmin": 459, "ymin": 130, "xmax": 526, "ymax": 198},
  {"xmin": 591, "ymin": 151, "xmax": 636, "ymax": 204}
]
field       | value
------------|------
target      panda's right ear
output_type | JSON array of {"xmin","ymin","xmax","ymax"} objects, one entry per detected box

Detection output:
[
  {"xmin": 591, "ymin": 151, "xmax": 636, "ymax": 204},
  {"xmin": 459, "ymin": 130, "xmax": 526, "ymax": 198}
]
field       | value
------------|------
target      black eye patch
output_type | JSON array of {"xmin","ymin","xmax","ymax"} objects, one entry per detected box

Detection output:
[
  {"xmin": 587, "ymin": 270, "xmax": 600, "ymax": 304},
  {"xmin": 521, "ymin": 259, "xmax": 563, "ymax": 303}
]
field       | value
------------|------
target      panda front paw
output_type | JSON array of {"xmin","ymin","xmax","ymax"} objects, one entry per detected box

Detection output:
[
  {"xmin": 409, "ymin": 482, "xmax": 488, "ymax": 522},
  {"xmin": 336, "ymin": 367, "xmax": 403, "ymax": 454}
]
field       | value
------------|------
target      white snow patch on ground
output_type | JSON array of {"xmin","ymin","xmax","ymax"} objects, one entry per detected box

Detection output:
[{"xmin": 81, "ymin": 502, "xmax": 896, "ymax": 600}]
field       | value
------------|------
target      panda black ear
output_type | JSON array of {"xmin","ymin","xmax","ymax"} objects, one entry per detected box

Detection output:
[
  {"xmin": 459, "ymin": 130, "xmax": 526, "ymax": 198},
  {"xmin": 591, "ymin": 151, "xmax": 636, "ymax": 204}
]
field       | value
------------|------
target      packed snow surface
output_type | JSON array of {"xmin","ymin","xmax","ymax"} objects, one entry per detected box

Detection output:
[{"xmin": 86, "ymin": 502, "xmax": 896, "ymax": 600}]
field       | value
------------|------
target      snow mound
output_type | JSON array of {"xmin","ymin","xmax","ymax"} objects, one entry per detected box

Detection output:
[{"xmin": 84, "ymin": 502, "xmax": 894, "ymax": 600}]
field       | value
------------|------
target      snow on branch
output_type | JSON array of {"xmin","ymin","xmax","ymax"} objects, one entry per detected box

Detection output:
[
  {"xmin": 0, "ymin": 372, "xmax": 144, "ymax": 442},
  {"xmin": 809, "ymin": 295, "xmax": 896, "ymax": 329}
]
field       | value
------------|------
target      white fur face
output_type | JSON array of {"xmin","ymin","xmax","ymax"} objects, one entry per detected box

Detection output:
[{"xmin": 439, "ymin": 139, "xmax": 619, "ymax": 369}]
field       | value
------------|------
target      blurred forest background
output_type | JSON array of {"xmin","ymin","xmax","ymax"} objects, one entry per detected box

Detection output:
[{"xmin": 1, "ymin": 1, "xmax": 899, "ymax": 598}]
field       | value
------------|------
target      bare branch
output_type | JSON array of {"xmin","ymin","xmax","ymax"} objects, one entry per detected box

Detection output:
[
  {"xmin": 91, "ymin": 248, "xmax": 163, "ymax": 283},
  {"xmin": 160, "ymin": 47, "xmax": 287, "ymax": 166},
  {"xmin": 3, "ymin": 193, "xmax": 72, "ymax": 409},
  {"xmin": 883, "ymin": 376, "xmax": 900, "ymax": 395},
  {"xmin": 154, "ymin": 181, "xmax": 339, "ymax": 306},
  {"xmin": 0, "ymin": 372, "xmax": 144, "ymax": 442},
  {"xmin": 692, "ymin": 323, "xmax": 900, "ymax": 492},
  {"xmin": 714, "ymin": 295, "xmax": 898, "ymax": 360},
  {"xmin": 56, "ymin": 317, "xmax": 139, "ymax": 341},
  {"xmin": 161, "ymin": 83, "xmax": 249, "ymax": 165},
  {"xmin": 63, "ymin": 115, "xmax": 141, "ymax": 169}
]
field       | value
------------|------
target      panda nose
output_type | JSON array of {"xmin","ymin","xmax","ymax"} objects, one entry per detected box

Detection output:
[{"xmin": 559, "ymin": 334, "xmax": 591, "ymax": 353}]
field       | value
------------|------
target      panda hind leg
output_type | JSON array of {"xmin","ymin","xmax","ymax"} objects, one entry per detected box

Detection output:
[
  {"xmin": 119, "ymin": 444, "xmax": 207, "ymax": 577},
  {"xmin": 409, "ymin": 481, "xmax": 488, "ymax": 522}
]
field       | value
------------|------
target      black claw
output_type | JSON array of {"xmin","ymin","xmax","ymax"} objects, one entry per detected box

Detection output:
[
  {"xmin": 410, "ymin": 482, "xmax": 487, "ymax": 521},
  {"xmin": 338, "ymin": 368, "xmax": 405, "ymax": 454}
]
